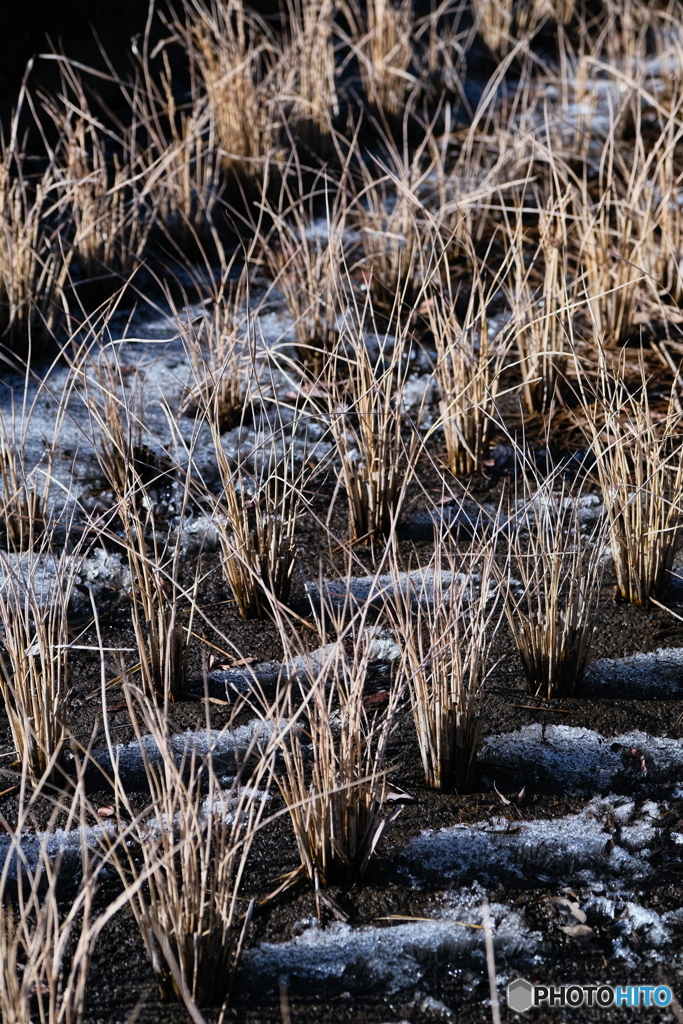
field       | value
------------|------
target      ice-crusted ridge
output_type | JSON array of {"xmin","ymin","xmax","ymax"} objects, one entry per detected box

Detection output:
[
  {"xmin": 301, "ymin": 568, "xmax": 483, "ymax": 613},
  {"xmin": 201, "ymin": 627, "xmax": 401, "ymax": 698},
  {"xmin": 479, "ymin": 724, "xmax": 683, "ymax": 792},
  {"xmin": 583, "ymin": 647, "xmax": 683, "ymax": 698},
  {"xmin": 401, "ymin": 797, "xmax": 661, "ymax": 884},
  {"xmin": 0, "ymin": 785, "xmax": 268, "ymax": 878},
  {"xmin": 243, "ymin": 896, "xmax": 539, "ymax": 995},
  {"xmin": 88, "ymin": 718, "xmax": 276, "ymax": 782}
]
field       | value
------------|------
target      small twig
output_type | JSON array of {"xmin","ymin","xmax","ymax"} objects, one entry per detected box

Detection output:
[
  {"xmin": 87, "ymin": 663, "xmax": 141, "ymax": 698},
  {"xmin": 505, "ymin": 702, "xmax": 571, "ymax": 713},
  {"xmin": 257, "ymin": 864, "xmax": 306, "ymax": 907},
  {"xmin": 376, "ymin": 915, "xmax": 483, "ymax": 928},
  {"xmin": 482, "ymin": 898, "xmax": 502, "ymax": 1024},
  {"xmin": 649, "ymin": 596, "xmax": 683, "ymax": 623},
  {"xmin": 279, "ymin": 976, "xmax": 292, "ymax": 1024}
]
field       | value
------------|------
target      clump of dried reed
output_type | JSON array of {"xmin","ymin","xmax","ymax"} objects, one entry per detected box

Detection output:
[
  {"xmin": 0, "ymin": 358, "xmax": 73, "ymax": 552},
  {"xmin": 471, "ymin": 0, "xmax": 515, "ymax": 56},
  {"xmin": 0, "ymin": 532, "xmax": 81, "ymax": 783},
  {"xmin": 206, "ymin": 405, "xmax": 305, "ymax": 619},
  {"xmin": 98, "ymin": 681, "xmax": 275, "ymax": 1010},
  {"xmin": 0, "ymin": 147, "xmax": 70, "ymax": 357},
  {"xmin": 389, "ymin": 528, "xmax": 501, "ymax": 792},
  {"xmin": 128, "ymin": 28, "xmax": 222, "ymax": 237},
  {"xmin": 502, "ymin": 471, "xmax": 605, "ymax": 699},
  {"xmin": 179, "ymin": 0, "xmax": 280, "ymax": 180},
  {"xmin": 583, "ymin": 364, "xmax": 683, "ymax": 607},
  {"xmin": 472, "ymin": 0, "xmax": 575, "ymax": 56},
  {"xmin": 325, "ymin": 303, "xmax": 418, "ymax": 542},
  {"xmin": 78, "ymin": 351, "xmax": 193, "ymax": 702},
  {"xmin": 280, "ymin": 0, "xmax": 338, "ymax": 148},
  {"xmin": 0, "ymin": 421, "xmax": 47, "ymax": 552},
  {"xmin": 0, "ymin": 776, "xmax": 100, "ymax": 1024},
  {"xmin": 354, "ymin": 152, "xmax": 434, "ymax": 313},
  {"xmin": 570, "ymin": 84, "xmax": 661, "ymax": 345},
  {"xmin": 354, "ymin": 0, "xmax": 416, "ymax": 120},
  {"xmin": 178, "ymin": 268, "xmax": 253, "ymax": 432},
  {"xmin": 427, "ymin": 269, "xmax": 508, "ymax": 477},
  {"xmin": 272, "ymin": 599, "xmax": 403, "ymax": 885},
  {"xmin": 263, "ymin": 173, "xmax": 346, "ymax": 372},
  {"xmin": 43, "ymin": 65, "xmax": 151, "ymax": 282},
  {"xmin": 506, "ymin": 190, "xmax": 571, "ymax": 414}
]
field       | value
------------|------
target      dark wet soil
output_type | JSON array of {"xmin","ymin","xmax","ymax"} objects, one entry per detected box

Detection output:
[{"xmin": 2, "ymin": 498, "xmax": 683, "ymax": 1023}]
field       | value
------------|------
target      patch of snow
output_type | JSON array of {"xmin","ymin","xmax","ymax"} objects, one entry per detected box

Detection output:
[
  {"xmin": 583, "ymin": 647, "xmax": 683, "ymax": 698},
  {"xmin": 243, "ymin": 895, "xmax": 539, "ymax": 995},
  {"xmin": 91, "ymin": 718, "xmax": 276, "ymax": 779},
  {"xmin": 304, "ymin": 568, "xmax": 474, "ymax": 611},
  {"xmin": 480, "ymin": 724, "xmax": 683, "ymax": 792},
  {"xmin": 401, "ymin": 797, "xmax": 660, "ymax": 885}
]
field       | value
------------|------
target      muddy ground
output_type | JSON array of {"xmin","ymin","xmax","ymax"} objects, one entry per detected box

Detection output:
[{"xmin": 2, "ymin": 450, "xmax": 683, "ymax": 1023}]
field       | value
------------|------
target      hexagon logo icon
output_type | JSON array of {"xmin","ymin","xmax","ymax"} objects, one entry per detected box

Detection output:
[{"xmin": 508, "ymin": 977, "xmax": 534, "ymax": 1014}]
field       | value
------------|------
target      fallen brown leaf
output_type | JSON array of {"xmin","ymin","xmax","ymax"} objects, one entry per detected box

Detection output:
[{"xmin": 364, "ymin": 690, "xmax": 390, "ymax": 707}]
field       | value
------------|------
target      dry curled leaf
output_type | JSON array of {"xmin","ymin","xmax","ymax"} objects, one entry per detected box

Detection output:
[
  {"xmin": 493, "ymin": 781, "xmax": 511, "ymax": 805},
  {"xmin": 559, "ymin": 924, "xmax": 594, "ymax": 938},
  {"xmin": 385, "ymin": 789, "xmax": 416, "ymax": 803}
]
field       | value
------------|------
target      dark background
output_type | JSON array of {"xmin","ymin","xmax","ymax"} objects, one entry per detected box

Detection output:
[{"xmin": 0, "ymin": 0, "xmax": 167, "ymax": 129}]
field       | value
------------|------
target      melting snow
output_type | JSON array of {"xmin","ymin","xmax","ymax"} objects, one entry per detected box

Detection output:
[
  {"xmin": 583, "ymin": 647, "xmax": 683, "ymax": 698},
  {"xmin": 402, "ymin": 797, "xmax": 660, "ymax": 884},
  {"xmin": 480, "ymin": 724, "xmax": 683, "ymax": 792},
  {"xmin": 243, "ymin": 894, "xmax": 538, "ymax": 995}
]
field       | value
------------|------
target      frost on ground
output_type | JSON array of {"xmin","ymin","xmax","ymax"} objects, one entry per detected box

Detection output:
[
  {"xmin": 401, "ymin": 797, "xmax": 661, "ymax": 885},
  {"xmin": 301, "ymin": 568, "xmax": 476, "ymax": 612},
  {"xmin": 0, "ymin": 786, "xmax": 269, "ymax": 878},
  {"xmin": 243, "ymin": 895, "xmax": 539, "ymax": 996},
  {"xmin": 87, "ymin": 718, "xmax": 276, "ymax": 785},
  {"xmin": 585, "ymin": 893, "xmax": 683, "ymax": 961},
  {"xmin": 583, "ymin": 647, "xmax": 683, "ymax": 698},
  {"xmin": 479, "ymin": 724, "xmax": 683, "ymax": 792},
  {"xmin": 0, "ymin": 549, "xmax": 131, "ymax": 611}
]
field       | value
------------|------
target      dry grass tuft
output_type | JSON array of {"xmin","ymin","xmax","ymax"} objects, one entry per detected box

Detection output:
[
  {"xmin": 0, "ymin": 153, "xmax": 70, "ymax": 357},
  {"xmin": 389, "ymin": 528, "xmax": 501, "ymax": 792},
  {"xmin": 428, "ymin": 268, "xmax": 508, "ymax": 477},
  {"xmin": 506, "ymin": 190, "xmax": 571, "ymax": 414},
  {"xmin": 272, "ymin": 600, "xmax": 403, "ymax": 885},
  {"xmin": 179, "ymin": 0, "xmax": 280, "ymax": 180},
  {"xmin": 355, "ymin": 0, "xmax": 416, "ymax": 119},
  {"xmin": 178, "ymin": 269, "xmax": 253, "ymax": 432},
  {"xmin": 263, "ymin": 175, "xmax": 346, "ymax": 372},
  {"xmin": 0, "ymin": 777, "xmax": 100, "ymax": 1024},
  {"xmin": 582, "ymin": 362, "xmax": 683, "ymax": 607},
  {"xmin": 78, "ymin": 351, "xmax": 193, "ymax": 702},
  {"xmin": 0, "ymin": 539, "xmax": 80, "ymax": 782},
  {"xmin": 502, "ymin": 471, "xmax": 606, "ymax": 699},
  {"xmin": 100, "ymin": 682, "xmax": 275, "ymax": 1010},
  {"xmin": 43, "ymin": 65, "xmax": 151, "ymax": 282},
  {"xmin": 206, "ymin": 405, "xmax": 305, "ymax": 620},
  {"xmin": 325, "ymin": 302, "xmax": 418, "ymax": 542}
]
